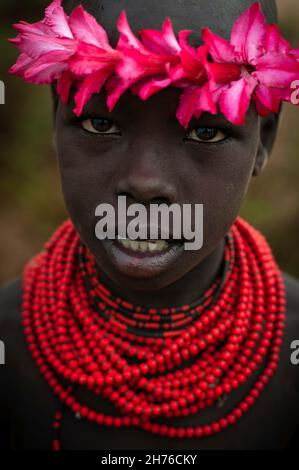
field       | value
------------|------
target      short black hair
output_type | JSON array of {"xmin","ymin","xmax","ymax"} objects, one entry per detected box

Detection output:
[{"xmin": 62, "ymin": 0, "xmax": 278, "ymax": 24}]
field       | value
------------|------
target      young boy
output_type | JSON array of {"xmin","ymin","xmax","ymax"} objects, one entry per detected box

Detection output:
[{"xmin": 0, "ymin": 0, "xmax": 299, "ymax": 450}]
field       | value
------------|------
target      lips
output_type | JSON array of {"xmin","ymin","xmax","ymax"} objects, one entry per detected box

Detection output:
[
  {"xmin": 102, "ymin": 236, "xmax": 185, "ymax": 279},
  {"xmin": 117, "ymin": 238, "xmax": 169, "ymax": 253}
]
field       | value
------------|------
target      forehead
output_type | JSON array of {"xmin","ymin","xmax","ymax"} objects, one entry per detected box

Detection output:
[{"xmin": 65, "ymin": 0, "xmax": 272, "ymax": 46}]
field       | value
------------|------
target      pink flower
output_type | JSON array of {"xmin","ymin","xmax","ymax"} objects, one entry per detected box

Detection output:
[
  {"xmin": 176, "ymin": 81, "xmax": 216, "ymax": 129},
  {"xmin": 9, "ymin": 0, "xmax": 123, "ymax": 115},
  {"xmin": 67, "ymin": 5, "xmax": 123, "ymax": 115},
  {"xmin": 107, "ymin": 16, "xmax": 228, "ymax": 128},
  {"xmin": 9, "ymin": 0, "xmax": 76, "ymax": 84},
  {"xmin": 171, "ymin": 39, "xmax": 217, "ymax": 128},
  {"xmin": 9, "ymin": 1, "xmax": 299, "ymax": 127},
  {"xmin": 202, "ymin": 2, "xmax": 299, "ymax": 124},
  {"xmin": 106, "ymin": 10, "xmax": 180, "ymax": 111},
  {"xmin": 168, "ymin": 32, "xmax": 240, "ymax": 128},
  {"xmin": 290, "ymin": 49, "xmax": 299, "ymax": 61}
]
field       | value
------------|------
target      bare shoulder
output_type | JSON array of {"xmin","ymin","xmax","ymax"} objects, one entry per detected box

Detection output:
[
  {"xmin": 0, "ymin": 276, "xmax": 28, "ymax": 384},
  {"xmin": 0, "ymin": 277, "xmax": 24, "ymax": 365},
  {"xmin": 0, "ymin": 277, "xmax": 24, "ymax": 423},
  {"xmin": 0, "ymin": 276, "xmax": 23, "ymax": 333}
]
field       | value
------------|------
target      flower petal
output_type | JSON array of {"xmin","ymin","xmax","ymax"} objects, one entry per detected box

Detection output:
[
  {"xmin": 253, "ymin": 52, "xmax": 299, "ymax": 88},
  {"xmin": 264, "ymin": 24, "xmax": 290, "ymax": 54},
  {"xmin": 230, "ymin": 2, "xmax": 267, "ymax": 63},
  {"xmin": 194, "ymin": 81, "xmax": 217, "ymax": 117},
  {"xmin": 139, "ymin": 17, "xmax": 181, "ymax": 55},
  {"xmin": 202, "ymin": 27, "xmax": 237, "ymax": 63},
  {"xmin": 25, "ymin": 64, "xmax": 66, "ymax": 84},
  {"xmin": 22, "ymin": 48, "xmax": 71, "ymax": 83},
  {"xmin": 10, "ymin": 50, "xmax": 68, "ymax": 84},
  {"xmin": 253, "ymin": 95, "xmax": 272, "ymax": 117},
  {"xmin": 178, "ymin": 30, "xmax": 199, "ymax": 71},
  {"xmin": 69, "ymin": 42, "xmax": 121, "ymax": 76},
  {"xmin": 168, "ymin": 62, "xmax": 189, "ymax": 83},
  {"xmin": 73, "ymin": 67, "xmax": 113, "ymax": 115},
  {"xmin": 254, "ymin": 84, "xmax": 282, "ymax": 113},
  {"xmin": 106, "ymin": 74, "xmax": 130, "ymax": 111},
  {"xmin": 57, "ymin": 69, "xmax": 73, "ymax": 104},
  {"xmin": 176, "ymin": 86, "xmax": 200, "ymax": 128},
  {"xmin": 44, "ymin": 0, "xmax": 73, "ymax": 39},
  {"xmin": 176, "ymin": 82, "xmax": 216, "ymax": 128},
  {"xmin": 116, "ymin": 10, "xmax": 148, "ymax": 54},
  {"xmin": 290, "ymin": 49, "xmax": 299, "ymax": 60},
  {"xmin": 175, "ymin": 32, "xmax": 207, "ymax": 84},
  {"xmin": 207, "ymin": 62, "xmax": 241, "ymax": 84},
  {"xmin": 105, "ymin": 45, "xmax": 170, "ymax": 108},
  {"xmin": 15, "ymin": 33, "xmax": 75, "ymax": 59},
  {"xmin": 8, "ymin": 52, "xmax": 34, "ymax": 77},
  {"xmin": 69, "ymin": 5, "xmax": 110, "ymax": 47},
  {"xmin": 10, "ymin": 20, "xmax": 52, "ymax": 37},
  {"xmin": 131, "ymin": 75, "xmax": 171, "ymax": 100},
  {"xmin": 218, "ymin": 76, "xmax": 256, "ymax": 125}
]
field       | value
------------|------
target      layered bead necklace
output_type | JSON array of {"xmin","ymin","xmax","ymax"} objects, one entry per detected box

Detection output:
[{"xmin": 22, "ymin": 217, "xmax": 286, "ymax": 450}]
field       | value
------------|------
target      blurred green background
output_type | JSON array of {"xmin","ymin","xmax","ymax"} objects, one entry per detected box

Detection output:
[{"xmin": 0, "ymin": 0, "xmax": 298, "ymax": 284}]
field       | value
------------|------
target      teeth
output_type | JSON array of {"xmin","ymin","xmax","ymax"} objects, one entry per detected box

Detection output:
[
  {"xmin": 118, "ymin": 238, "xmax": 130, "ymax": 248},
  {"xmin": 148, "ymin": 241, "xmax": 158, "ymax": 251},
  {"xmin": 118, "ymin": 238, "xmax": 169, "ymax": 253},
  {"xmin": 139, "ymin": 241, "xmax": 148, "ymax": 252}
]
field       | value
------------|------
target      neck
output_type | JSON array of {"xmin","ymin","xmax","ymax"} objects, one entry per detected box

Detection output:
[{"xmin": 98, "ymin": 239, "xmax": 226, "ymax": 309}]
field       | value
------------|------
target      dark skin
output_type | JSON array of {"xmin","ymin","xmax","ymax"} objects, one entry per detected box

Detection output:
[{"xmin": 1, "ymin": 0, "xmax": 299, "ymax": 450}]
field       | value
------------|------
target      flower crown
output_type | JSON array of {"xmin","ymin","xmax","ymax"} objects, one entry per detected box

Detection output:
[{"xmin": 9, "ymin": 0, "xmax": 299, "ymax": 128}]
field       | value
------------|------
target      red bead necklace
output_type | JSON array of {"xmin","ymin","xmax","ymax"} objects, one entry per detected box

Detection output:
[
  {"xmin": 21, "ymin": 217, "xmax": 286, "ymax": 450},
  {"xmin": 78, "ymin": 234, "xmax": 234, "ymax": 340}
]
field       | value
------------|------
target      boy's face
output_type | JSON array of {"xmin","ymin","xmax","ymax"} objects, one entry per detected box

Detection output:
[{"xmin": 55, "ymin": 0, "xmax": 276, "ymax": 292}]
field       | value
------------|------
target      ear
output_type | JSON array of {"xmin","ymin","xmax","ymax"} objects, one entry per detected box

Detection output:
[{"xmin": 253, "ymin": 112, "xmax": 280, "ymax": 177}]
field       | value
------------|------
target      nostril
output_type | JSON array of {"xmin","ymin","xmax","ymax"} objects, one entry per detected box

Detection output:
[
  {"xmin": 118, "ymin": 192, "xmax": 131, "ymax": 199},
  {"xmin": 116, "ymin": 192, "xmax": 136, "ymax": 207},
  {"xmin": 116, "ymin": 194, "xmax": 173, "ymax": 207},
  {"xmin": 118, "ymin": 192, "xmax": 160, "ymax": 209},
  {"xmin": 150, "ymin": 197, "xmax": 170, "ymax": 206}
]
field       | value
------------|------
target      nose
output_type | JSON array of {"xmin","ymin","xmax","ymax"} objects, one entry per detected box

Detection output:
[
  {"xmin": 116, "ymin": 150, "xmax": 177, "ymax": 206},
  {"xmin": 117, "ymin": 174, "xmax": 177, "ymax": 206}
]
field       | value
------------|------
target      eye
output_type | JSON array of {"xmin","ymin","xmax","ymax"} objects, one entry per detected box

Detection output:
[
  {"xmin": 185, "ymin": 127, "xmax": 227, "ymax": 143},
  {"xmin": 80, "ymin": 117, "xmax": 120, "ymax": 135}
]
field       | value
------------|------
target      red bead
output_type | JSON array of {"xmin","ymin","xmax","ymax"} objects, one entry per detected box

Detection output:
[{"xmin": 21, "ymin": 217, "xmax": 285, "ymax": 443}]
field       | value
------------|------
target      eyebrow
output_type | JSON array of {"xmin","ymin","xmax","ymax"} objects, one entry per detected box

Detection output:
[
  {"xmin": 61, "ymin": 88, "xmax": 256, "ymax": 136},
  {"xmin": 188, "ymin": 114, "xmax": 240, "ymax": 132}
]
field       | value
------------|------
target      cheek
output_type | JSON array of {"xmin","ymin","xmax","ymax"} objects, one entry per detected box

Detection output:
[
  {"xmin": 203, "ymin": 161, "xmax": 253, "ymax": 223},
  {"xmin": 180, "ymin": 142, "xmax": 257, "ymax": 249},
  {"xmin": 56, "ymin": 131, "xmax": 118, "ymax": 230}
]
